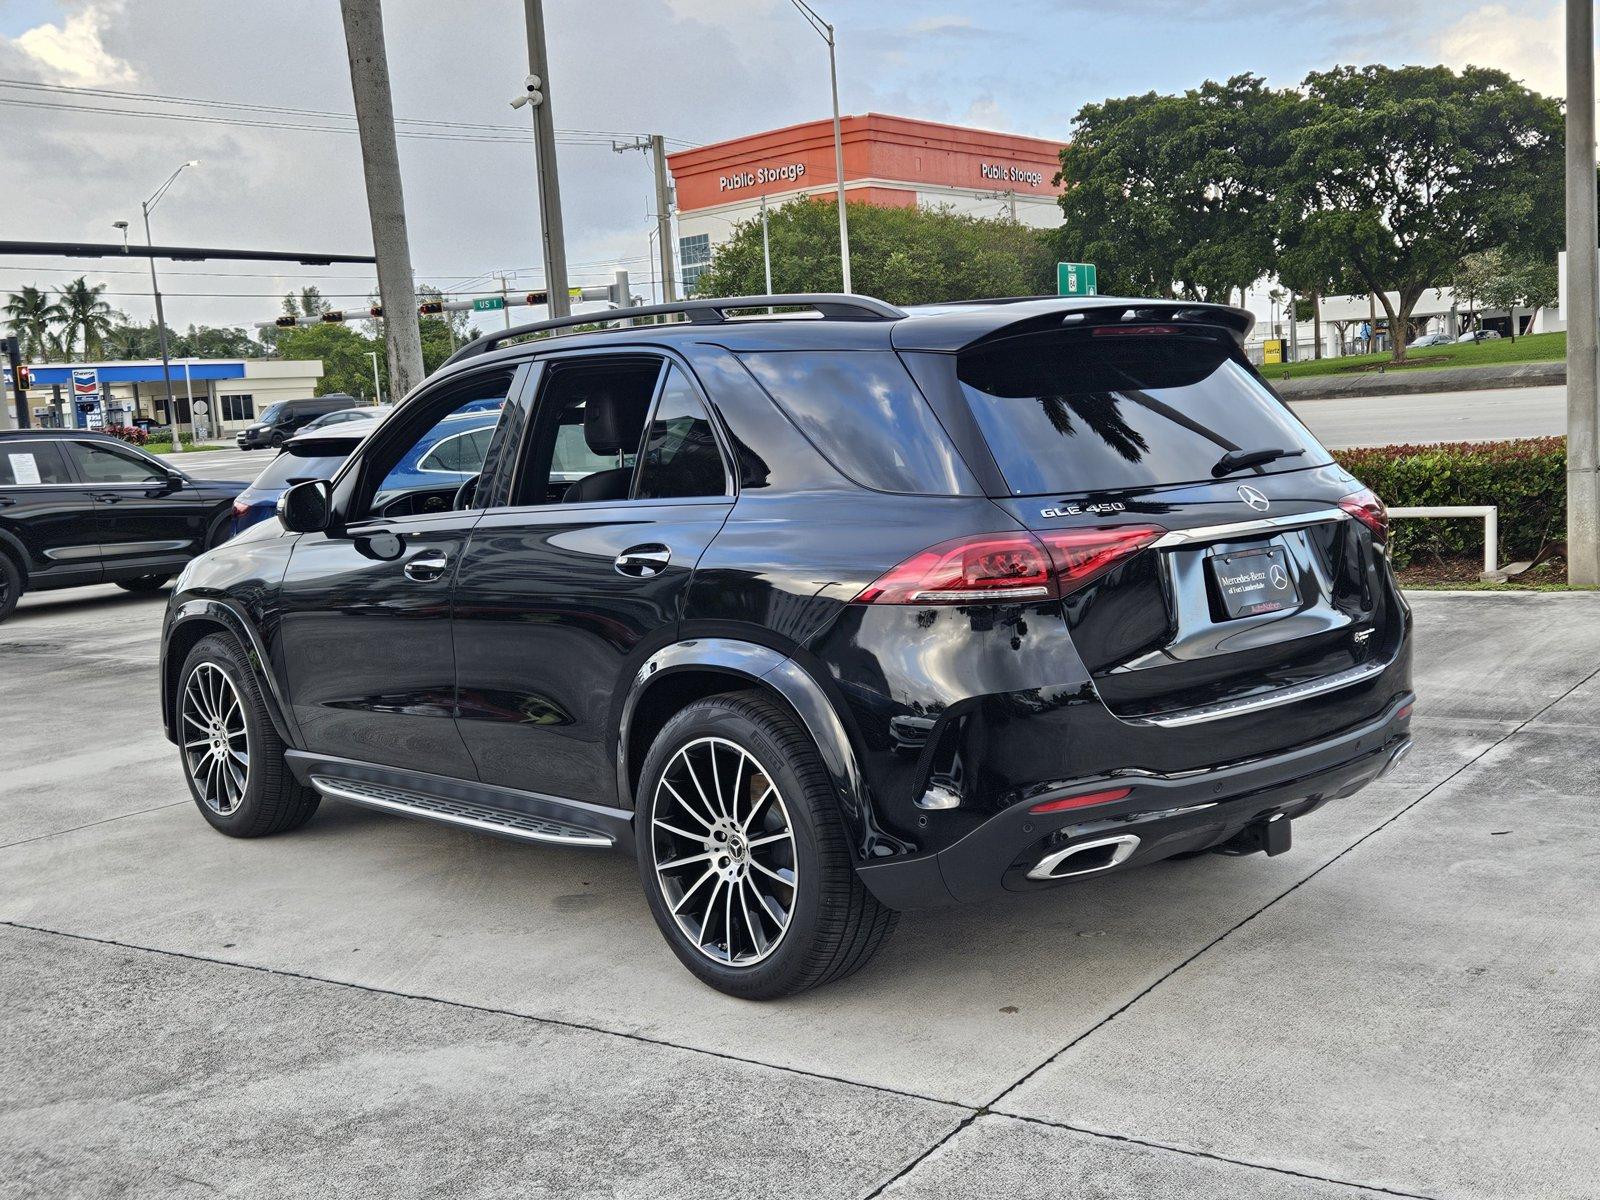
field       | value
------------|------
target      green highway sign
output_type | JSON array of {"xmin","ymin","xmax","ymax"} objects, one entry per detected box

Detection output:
[
  {"xmin": 472, "ymin": 296, "xmax": 506, "ymax": 312},
  {"xmin": 1057, "ymin": 261, "xmax": 1098, "ymax": 297}
]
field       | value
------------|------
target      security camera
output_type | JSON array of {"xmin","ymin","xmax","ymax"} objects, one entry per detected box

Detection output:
[{"xmin": 510, "ymin": 73, "xmax": 543, "ymax": 110}]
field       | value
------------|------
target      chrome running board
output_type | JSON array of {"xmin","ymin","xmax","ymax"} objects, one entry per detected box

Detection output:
[
  {"xmin": 1120, "ymin": 659, "xmax": 1389, "ymax": 729},
  {"xmin": 309, "ymin": 775, "xmax": 614, "ymax": 847}
]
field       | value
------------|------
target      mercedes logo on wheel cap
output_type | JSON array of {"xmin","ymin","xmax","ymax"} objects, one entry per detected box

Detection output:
[{"xmin": 1238, "ymin": 484, "xmax": 1270, "ymax": 511}]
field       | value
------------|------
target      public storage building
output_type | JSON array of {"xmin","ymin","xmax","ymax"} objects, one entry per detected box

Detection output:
[{"xmin": 667, "ymin": 113, "xmax": 1068, "ymax": 294}]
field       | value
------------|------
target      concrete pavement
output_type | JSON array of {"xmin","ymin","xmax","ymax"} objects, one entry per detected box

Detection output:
[
  {"xmin": 1288, "ymin": 385, "xmax": 1565, "ymax": 449},
  {"xmin": 2, "ymin": 584, "xmax": 1598, "ymax": 1197}
]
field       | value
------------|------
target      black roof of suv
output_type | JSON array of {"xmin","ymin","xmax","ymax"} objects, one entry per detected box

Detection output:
[{"xmin": 159, "ymin": 292, "xmax": 1413, "ymax": 1000}]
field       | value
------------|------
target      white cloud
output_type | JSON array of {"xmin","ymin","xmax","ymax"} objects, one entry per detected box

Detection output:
[
  {"xmin": 1436, "ymin": 2, "xmax": 1563, "ymax": 97},
  {"xmin": 8, "ymin": 3, "xmax": 135, "ymax": 86}
]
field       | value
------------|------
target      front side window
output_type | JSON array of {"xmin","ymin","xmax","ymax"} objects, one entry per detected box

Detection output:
[
  {"xmin": 0, "ymin": 440, "xmax": 72, "ymax": 486},
  {"xmin": 64, "ymin": 440, "xmax": 167, "ymax": 484},
  {"xmin": 257, "ymin": 404, "xmax": 283, "ymax": 425},
  {"xmin": 360, "ymin": 370, "xmax": 515, "ymax": 518},
  {"xmin": 634, "ymin": 366, "xmax": 727, "ymax": 500}
]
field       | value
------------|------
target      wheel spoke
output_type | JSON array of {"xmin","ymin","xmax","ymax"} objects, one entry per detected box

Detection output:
[
  {"xmin": 750, "ymin": 859, "xmax": 795, "ymax": 888},
  {"xmin": 682, "ymin": 750, "xmax": 722, "ymax": 820},
  {"xmin": 738, "ymin": 879, "xmax": 767, "ymax": 955},
  {"xmin": 747, "ymin": 830, "xmax": 792, "ymax": 850},
  {"xmin": 742, "ymin": 782, "xmax": 776, "ymax": 831},
  {"xmin": 671, "ymin": 867, "xmax": 716, "ymax": 915},
  {"xmin": 727, "ymin": 751, "xmax": 748, "ymax": 826},
  {"xmin": 708, "ymin": 740, "xmax": 725, "ymax": 820},
  {"xmin": 723, "ymin": 879, "xmax": 736, "ymax": 960},
  {"xmin": 654, "ymin": 819, "xmax": 706, "ymax": 843},
  {"xmin": 698, "ymin": 877, "xmax": 725, "ymax": 947},
  {"xmin": 663, "ymin": 778, "xmax": 717, "ymax": 831},
  {"xmin": 657, "ymin": 849, "xmax": 716, "ymax": 873}
]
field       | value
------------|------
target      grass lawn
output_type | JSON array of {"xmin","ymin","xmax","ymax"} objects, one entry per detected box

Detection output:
[
  {"xmin": 147, "ymin": 442, "xmax": 227, "ymax": 454},
  {"xmin": 1268, "ymin": 331, "xmax": 1565, "ymax": 380}
]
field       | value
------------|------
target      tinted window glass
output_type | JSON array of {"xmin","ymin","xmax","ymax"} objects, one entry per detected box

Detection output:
[
  {"xmin": 257, "ymin": 404, "xmax": 284, "ymax": 424},
  {"xmin": 958, "ymin": 333, "xmax": 1330, "ymax": 495},
  {"xmin": 64, "ymin": 441, "xmax": 166, "ymax": 483},
  {"xmin": 0, "ymin": 440, "xmax": 72, "ymax": 485},
  {"xmin": 418, "ymin": 426, "xmax": 492, "ymax": 473},
  {"xmin": 740, "ymin": 351, "xmax": 973, "ymax": 495},
  {"xmin": 634, "ymin": 367, "xmax": 727, "ymax": 500},
  {"xmin": 254, "ymin": 447, "xmax": 352, "ymax": 489}
]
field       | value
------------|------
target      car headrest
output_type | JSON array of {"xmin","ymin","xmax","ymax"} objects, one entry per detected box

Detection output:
[{"xmin": 583, "ymin": 391, "xmax": 651, "ymax": 454}]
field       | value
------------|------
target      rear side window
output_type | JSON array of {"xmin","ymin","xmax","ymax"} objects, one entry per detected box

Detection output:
[
  {"xmin": 64, "ymin": 441, "xmax": 166, "ymax": 484},
  {"xmin": 958, "ymin": 333, "xmax": 1329, "ymax": 495},
  {"xmin": 634, "ymin": 366, "xmax": 727, "ymax": 500},
  {"xmin": 740, "ymin": 350, "xmax": 974, "ymax": 495},
  {"xmin": 0, "ymin": 440, "xmax": 71, "ymax": 485}
]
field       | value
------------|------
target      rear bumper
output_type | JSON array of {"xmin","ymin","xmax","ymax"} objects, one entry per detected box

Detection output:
[{"xmin": 856, "ymin": 691, "xmax": 1414, "ymax": 909}]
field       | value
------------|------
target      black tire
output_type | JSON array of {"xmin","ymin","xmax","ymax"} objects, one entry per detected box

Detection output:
[
  {"xmin": 0, "ymin": 553, "xmax": 21, "ymax": 624},
  {"xmin": 635, "ymin": 690, "xmax": 897, "ymax": 999},
  {"xmin": 205, "ymin": 510, "xmax": 233, "ymax": 550},
  {"xmin": 177, "ymin": 632, "xmax": 319, "ymax": 837},
  {"xmin": 116, "ymin": 575, "xmax": 173, "ymax": 593}
]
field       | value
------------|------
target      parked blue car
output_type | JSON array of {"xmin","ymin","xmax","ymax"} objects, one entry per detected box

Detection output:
[{"xmin": 229, "ymin": 409, "xmax": 499, "ymax": 536}]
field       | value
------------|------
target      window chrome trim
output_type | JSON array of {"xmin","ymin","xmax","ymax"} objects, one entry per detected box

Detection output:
[{"xmin": 1150, "ymin": 508, "xmax": 1348, "ymax": 549}]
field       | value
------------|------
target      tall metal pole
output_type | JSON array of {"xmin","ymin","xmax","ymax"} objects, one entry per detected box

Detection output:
[
  {"xmin": 340, "ymin": 0, "xmax": 426, "ymax": 398},
  {"xmin": 1568, "ymin": 0, "xmax": 1600, "ymax": 584},
  {"xmin": 141, "ymin": 202, "xmax": 183, "ymax": 452},
  {"xmin": 649, "ymin": 135, "xmax": 678, "ymax": 303},
  {"xmin": 825, "ymin": 24, "xmax": 851, "ymax": 293},
  {"xmin": 523, "ymin": 0, "xmax": 572, "ymax": 317},
  {"xmin": 369, "ymin": 351, "xmax": 383, "ymax": 403},
  {"xmin": 760, "ymin": 194, "xmax": 774, "ymax": 296},
  {"xmin": 791, "ymin": 1, "xmax": 851, "ymax": 292}
]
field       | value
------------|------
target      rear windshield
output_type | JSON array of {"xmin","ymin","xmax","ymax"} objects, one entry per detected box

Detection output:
[
  {"xmin": 957, "ymin": 333, "xmax": 1329, "ymax": 495},
  {"xmin": 252, "ymin": 446, "xmax": 351, "ymax": 489}
]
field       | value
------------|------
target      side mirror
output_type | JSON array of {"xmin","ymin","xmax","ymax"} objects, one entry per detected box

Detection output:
[
  {"xmin": 277, "ymin": 478, "xmax": 332, "ymax": 533},
  {"xmin": 163, "ymin": 469, "xmax": 185, "ymax": 490}
]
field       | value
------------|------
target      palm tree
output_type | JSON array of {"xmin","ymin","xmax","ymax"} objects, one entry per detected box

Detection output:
[
  {"xmin": 2, "ymin": 285, "xmax": 66, "ymax": 360},
  {"xmin": 56, "ymin": 277, "xmax": 115, "ymax": 361}
]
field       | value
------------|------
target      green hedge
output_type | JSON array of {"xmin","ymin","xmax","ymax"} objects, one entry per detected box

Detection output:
[{"xmin": 1332, "ymin": 437, "xmax": 1564, "ymax": 566}]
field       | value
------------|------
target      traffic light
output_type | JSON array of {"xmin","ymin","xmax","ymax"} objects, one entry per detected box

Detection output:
[
  {"xmin": 524, "ymin": 291, "xmax": 548, "ymax": 306},
  {"xmin": 320, "ymin": 311, "xmax": 344, "ymax": 323},
  {"xmin": 369, "ymin": 305, "xmax": 383, "ymax": 318},
  {"xmin": 275, "ymin": 315, "xmax": 297, "ymax": 328},
  {"xmin": 418, "ymin": 300, "xmax": 444, "ymax": 315},
  {"xmin": 16, "ymin": 365, "xmax": 30, "ymax": 390}
]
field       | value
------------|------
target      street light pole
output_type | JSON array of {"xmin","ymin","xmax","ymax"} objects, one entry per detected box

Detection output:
[
  {"xmin": 368, "ymin": 351, "xmax": 383, "ymax": 404},
  {"xmin": 791, "ymin": 0, "xmax": 851, "ymax": 293},
  {"xmin": 139, "ymin": 159, "xmax": 198, "ymax": 453},
  {"xmin": 760, "ymin": 193, "xmax": 774, "ymax": 297},
  {"xmin": 1568, "ymin": 0, "xmax": 1600, "ymax": 584}
]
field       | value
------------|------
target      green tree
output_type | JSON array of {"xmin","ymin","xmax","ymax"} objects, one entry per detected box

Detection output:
[
  {"xmin": 271, "ymin": 323, "xmax": 384, "ymax": 400},
  {"xmin": 298, "ymin": 286, "xmax": 328, "ymax": 317},
  {"xmin": 1053, "ymin": 74, "xmax": 1299, "ymax": 302},
  {"xmin": 1468, "ymin": 250, "xmax": 1559, "ymax": 341},
  {"xmin": 694, "ymin": 199, "xmax": 1055, "ymax": 304},
  {"xmin": 2, "ymin": 285, "xmax": 66, "ymax": 360},
  {"xmin": 56, "ymin": 277, "xmax": 115, "ymax": 360},
  {"xmin": 1279, "ymin": 64, "xmax": 1562, "ymax": 361}
]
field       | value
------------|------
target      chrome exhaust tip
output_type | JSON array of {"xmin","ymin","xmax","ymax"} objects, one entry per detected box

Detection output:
[
  {"xmin": 1026, "ymin": 833, "xmax": 1141, "ymax": 881},
  {"xmin": 1378, "ymin": 738, "xmax": 1413, "ymax": 779}
]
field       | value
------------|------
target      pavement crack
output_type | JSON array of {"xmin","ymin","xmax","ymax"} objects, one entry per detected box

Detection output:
[
  {"xmin": 1002, "ymin": 1114, "xmax": 1447, "ymax": 1200},
  {"xmin": 855, "ymin": 1109, "xmax": 982, "ymax": 1200},
  {"xmin": 979, "ymin": 658, "xmax": 1600, "ymax": 1129},
  {"xmin": 0, "ymin": 801, "xmax": 189, "ymax": 853},
  {"xmin": 0, "ymin": 919, "xmax": 974, "ymax": 1115}
]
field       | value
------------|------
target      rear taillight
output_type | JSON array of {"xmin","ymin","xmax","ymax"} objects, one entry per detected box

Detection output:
[
  {"xmin": 232, "ymin": 501, "xmax": 248, "ymax": 517},
  {"xmin": 857, "ymin": 526, "xmax": 1162, "ymax": 606},
  {"xmin": 1092, "ymin": 324, "xmax": 1183, "ymax": 337},
  {"xmin": 1339, "ymin": 488, "xmax": 1388, "ymax": 542},
  {"xmin": 1029, "ymin": 786, "xmax": 1132, "ymax": 815}
]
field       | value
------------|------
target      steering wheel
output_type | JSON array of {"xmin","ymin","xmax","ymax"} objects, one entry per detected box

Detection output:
[{"xmin": 453, "ymin": 473, "xmax": 481, "ymax": 512}]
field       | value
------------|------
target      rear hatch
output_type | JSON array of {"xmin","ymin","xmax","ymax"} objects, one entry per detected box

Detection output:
[{"xmin": 947, "ymin": 322, "xmax": 1401, "ymax": 726}]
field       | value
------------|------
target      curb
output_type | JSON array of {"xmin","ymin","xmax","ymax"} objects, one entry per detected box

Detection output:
[{"xmin": 1269, "ymin": 360, "xmax": 1564, "ymax": 401}]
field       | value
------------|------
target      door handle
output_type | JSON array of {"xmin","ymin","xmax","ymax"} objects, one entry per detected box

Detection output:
[
  {"xmin": 614, "ymin": 544, "xmax": 671, "ymax": 578},
  {"xmin": 0, "ymin": 497, "xmax": 14, "ymax": 507},
  {"xmin": 92, "ymin": 492, "xmax": 123, "ymax": 503},
  {"xmin": 403, "ymin": 550, "xmax": 450, "ymax": 582}
]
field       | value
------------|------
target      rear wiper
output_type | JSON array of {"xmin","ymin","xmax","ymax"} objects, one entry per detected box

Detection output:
[{"xmin": 1212, "ymin": 447, "xmax": 1304, "ymax": 477}]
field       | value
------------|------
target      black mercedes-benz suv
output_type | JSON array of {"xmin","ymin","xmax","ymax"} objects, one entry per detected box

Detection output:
[{"xmin": 158, "ymin": 294, "xmax": 1413, "ymax": 999}]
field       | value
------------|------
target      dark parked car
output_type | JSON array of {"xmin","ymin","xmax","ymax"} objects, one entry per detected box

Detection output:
[
  {"xmin": 0, "ymin": 429, "xmax": 245, "ymax": 622},
  {"xmin": 235, "ymin": 394, "xmax": 361, "ymax": 450},
  {"xmin": 159, "ymin": 293, "xmax": 1413, "ymax": 999}
]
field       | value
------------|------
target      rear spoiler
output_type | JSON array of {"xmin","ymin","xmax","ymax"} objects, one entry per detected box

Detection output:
[{"xmin": 891, "ymin": 298, "xmax": 1255, "ymax": 353}]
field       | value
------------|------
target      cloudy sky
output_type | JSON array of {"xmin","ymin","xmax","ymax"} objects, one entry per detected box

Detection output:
[{"xmin": 0, "ymin": 0, "xmax": 1566, "ymax": 340}]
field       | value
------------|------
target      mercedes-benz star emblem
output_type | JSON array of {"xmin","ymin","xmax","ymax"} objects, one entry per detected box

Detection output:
[
  {"xmin": 1238, "ymin": 484, "xmax": 1270, "ymax": 511},
  {"xmin": 1269, "ymin": 564, "xmax": 1290, "ymax": 590}
]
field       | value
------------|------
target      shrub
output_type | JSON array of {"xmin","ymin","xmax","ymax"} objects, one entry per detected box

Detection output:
[
  {"xmin": 1333, "ymin": 437, "xmax": 1564, "ymax": 566},
  {"xmin": 102, "ymin": 424, "xmax": 150, "ymax": 446}
]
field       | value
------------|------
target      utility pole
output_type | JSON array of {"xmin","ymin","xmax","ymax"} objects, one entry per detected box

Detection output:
[
  {"xmin": 1568, "ymin": 0, "xmax": 1600, "ymax": 584},
  {"xmin": 517, "ymin": 0, "xmax": 571, "ymax": 317},
  {"xmin": 340, "ymin": 0, "xmax": 425, "ymax": 398},
  {"xmin": 612, "ymin": 270, "xmax": 633, "ymax": 328},
  {"xmin": 613, "ymin": 135, "xmax": 678, "ymax": 303}
]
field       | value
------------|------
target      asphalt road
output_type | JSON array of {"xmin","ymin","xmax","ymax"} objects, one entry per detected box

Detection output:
[
  {"xmin": 1288, "ymin": 384, "xmax": 1563, "ymax": 449},
  {"xmin": 3, "ymin": 583, "xmax": 1597, "ymax": 1198}
]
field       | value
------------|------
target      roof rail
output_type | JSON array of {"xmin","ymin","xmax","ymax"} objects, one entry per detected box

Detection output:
[{"xmin": 441, "ymin": 293, "xmax": 906, "ymax": 368}]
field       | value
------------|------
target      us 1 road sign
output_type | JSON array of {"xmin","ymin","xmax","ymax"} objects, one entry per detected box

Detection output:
[
  {"xmin": 1057, "ymin": 262, "xmax": 1098, "ymax": 297},
  {"xmin": 472, "ymin": 296, "xmax": 506, "ymax": 312}
]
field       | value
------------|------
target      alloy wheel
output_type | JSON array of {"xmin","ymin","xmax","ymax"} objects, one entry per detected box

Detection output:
[
  {"xmin": 181, "ymin": 662, "xmax": 250, "ymax": 815},
  {"xmin": 651, "ymin": 736, "xmax": 797, "ymax": 967}
]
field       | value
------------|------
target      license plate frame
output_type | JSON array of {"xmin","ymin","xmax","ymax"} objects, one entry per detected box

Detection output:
[{"xmin": 1209, "ymin": 545, "xmax": 1299, "ymax": 619}]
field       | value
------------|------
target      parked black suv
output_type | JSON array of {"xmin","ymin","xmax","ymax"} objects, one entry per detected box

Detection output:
[
  {"xmin": 0, "ymin": 429, "xmax": 245, "ymax": 622},
  {"xmin": 235, "ymin": 394, "xmax": 361, "ymax": 449},
  {"xmin": 159, "ymin": 294, "xmax": 1413, "ymax": 998}
]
